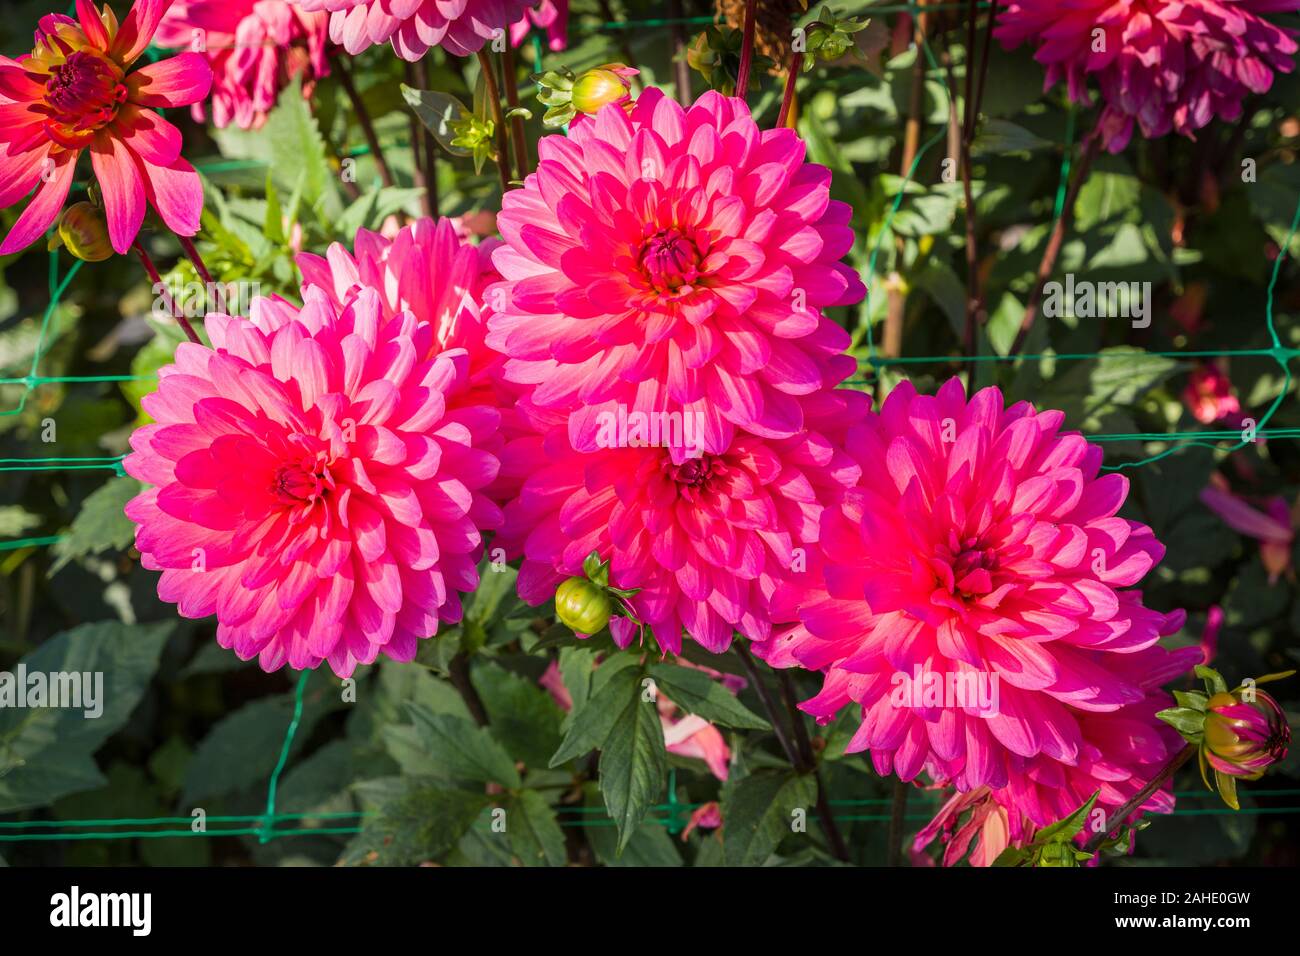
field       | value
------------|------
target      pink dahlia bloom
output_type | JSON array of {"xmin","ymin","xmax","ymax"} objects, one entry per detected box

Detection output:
[
  {"xmin": 155, "ymin": 0, "xmax": 330, "ymax": 130},
  {"xmin": 123, "ymin": 287, "xmax": 503, "ymax": 676},
  {"xmin": 660, "ymin": 696, "xmax": 732, "ymax": 781},
  {"xmin": 996, "ymin": 0, "xmax": 1300, "ymax": 152},
  {"xmin": 509, "ymin": 0, "xmax": 567, "ymax": 50},
  {"xmin": 486, "ymin": 88, "xmax": 864, "ymax": 458},
  {"xmin": 1200, "ymin": 474, "xmax": 1295, "ymax": 583},
  {"xmin": 756, "ymin": 379, "xmax": 1194, "ymax": 799},
  {"xmin": 290, "ymin": 0, "xmax": 536, "ymax": 59},
  {"xmin": 499, "ymin": 389, "xmax": 868, "ymax": 653},
  {"xmin": 1183, "ymin": 362, "xmax": 1243, "ymax": 426},
  {"xmin": 0, "ymin": 0, "xmax": 212, "ymax": 255},
  {"xmin": 295, "ymin": 217, "xmax": 528, "ymax": 500}
]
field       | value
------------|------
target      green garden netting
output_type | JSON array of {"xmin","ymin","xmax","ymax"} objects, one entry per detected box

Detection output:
[{"xmin": 1, "ymin": 4, "xmax": 1298, "ymax": 847}]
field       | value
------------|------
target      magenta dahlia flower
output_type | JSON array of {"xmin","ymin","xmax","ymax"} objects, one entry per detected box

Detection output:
[
  {"xmin": 756, "ymin": 378, "xmax": 1194, "ymax": 796},
  {"xmin": 486, "ymin": 88, "xmax": 864, "ymax": 458},
  {"xmin": 289, "ymin": 0, "xmax": 536, "ymax": 59},
  {"xmin": 155, "ymin": 0, "xmax": 330, "ymax": 130},
  {"xmin": 509, "ymin": 0, "xmax": 567, "ymax": 50},
  {"xmin": 498, "ymin": 388, "xmax": 868, "ymax": 654},
  {"xmin": 123, "ymin": 288, "xmax": 504, "ymax": 676},
  {"xmin": 0, "ymin": 0, "xmax": 212, "ymax": 255},
  {"xmin": 996, "ymin": 0, "xmax": 1300, "ymax": 152}
]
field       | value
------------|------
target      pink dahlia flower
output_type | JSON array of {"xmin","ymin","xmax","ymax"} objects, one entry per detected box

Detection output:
[
  {"xmin": 295, "ymin": 216, "xmax": 529, "ymax": 500},
  {"xmin": 1200, "ymin": 474, "xmax": 1295, "ymax": 583},
  {"xmin": 756, "ymin": 379, "xmax": 1194, "ymax": 798},
  {"xmin": 996, "ymin": 0, "xmax": 1300, "ymax": 152},
  {"xmin": 499, "ymin": 389, "xmax": 868, "ymax": 654},
  {"xmin": 290, "ymin": 0, "xmax": 536, "ymax": 59},
  {"xmin": 486, "ymin": 88, "xmax": 864, "ymax": 458},
  {"xmin": 509, "ymin": 0, "xmax": 567, "ymax": 50},
  {"xmin": 1183, "ymin": 362, "xmax": 1243, "ymax": 426},
  {"xmin": 0, "ymin": 0, "xmax": 213, "ymax": 255},
  {"xmin": 123, "ymin": 287, "xmax": 504, "ymax": 676},
  {"xmin": 155, "ymin": 0, "xmax": 330, "ymax": 130}
]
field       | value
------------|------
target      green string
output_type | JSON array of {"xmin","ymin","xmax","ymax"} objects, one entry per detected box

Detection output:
[{"xmin": 260, "ymin": 669, "xmax": 312, "ymax": 844}]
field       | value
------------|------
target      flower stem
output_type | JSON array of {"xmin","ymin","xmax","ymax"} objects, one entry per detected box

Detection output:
[
  {"xmin": 132, "ymin": 242, "xmax": 200, "ymax": 344},
  {"xmin": 777, "ymin": 668, "xmax": 851, "ymax": 862},
  {"xmin": 776, "ymin": 53, "xmax": 802, "ymax": 129},
  {"xmin": 734, "ymin": 643, "xmax": 800, "ymax": 768},
  {"xmin": 501, "ymin": 45, "xmax": 530, "ymax": 180},
  {"xmin": 887, "ymin": 779, "xmax": 909, "ymax": 865},
  {"xmin": 1009, "ymin": 133, "xmax": 1101, "ymax": 355},
  {"xmin": 735, "ymin": 0, "xmax": 758, "ymax": 102},
  {"xmin": 449, "ymin": 653, "xmax": 490, "ymax": 727},
  {"xmin": 335, "ymin": 56, "xmax": 395, "ymax": 188},
  {"xmin": 408, "ymin": 59, "xmax": 439, "ymax": 217},
  {"xmin": 176, "ymin": 235, "xmax": 226, "ymax": 314},
  {"xmin": 476, "ymin": 48, "xmax": 513, "ymax": 195},
  {"xmin": 668, "ymin": 0, "xmax": 691, "ymax": 104},
  {"xmin": 1081, "ymin": 743, "xmax": 1195, "ymax": 855}
]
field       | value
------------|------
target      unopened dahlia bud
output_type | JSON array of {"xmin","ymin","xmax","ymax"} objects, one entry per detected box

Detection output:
[
  {"xmin": 1204, "ymin": 688, "xmax": 1291, "ymax": 780},
  {"xmin": 51, "ymin": 202, "xmax": 113, "ymax": 262},
  {"xmin": 571, "ymin": 65, "xmax": 636, "ymax": 115},
  {"xmin": 555, "ymin": 577, "xmax": 613, "ymax": 635}
]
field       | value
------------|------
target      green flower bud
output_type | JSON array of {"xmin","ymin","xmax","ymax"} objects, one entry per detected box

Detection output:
[
  {"xmin": 571, "ymin": 65, "xmax": 635, "ymax": 115},
  {"xmin": 555, "ymin": 576, "xmax": 613, "ymax": 635},
  {"xmin": 51, "ymin": 202, "xmax": 113, "ymax": 262}
]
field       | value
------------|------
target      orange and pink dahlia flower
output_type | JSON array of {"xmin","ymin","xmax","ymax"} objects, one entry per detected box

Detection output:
[{"xmin": 0, "ymin": 0, "xmax": 212, "ymax": 255}]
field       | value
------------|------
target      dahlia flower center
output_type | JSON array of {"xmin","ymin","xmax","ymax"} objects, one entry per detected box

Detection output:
[
  {"xmin": 43, "ymin": 50, "xmax": 126, "ymax": 130},
  {"xmin": 940, "ymin": 537, "xmax": 1000, "ymax": 599},
  {"xmin": 638, "ymin": 228, "xmax": 702, "ymax": 294},
  {"xmin": 668, "ymin": 456, "xmax": 713, "ymax": 488},
  {"xmin": 272, "ymin": 451, "xmax": 333, "ymax": 507}
]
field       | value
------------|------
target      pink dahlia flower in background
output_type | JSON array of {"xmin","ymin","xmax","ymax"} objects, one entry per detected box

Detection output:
[
  {"xmin": 290, "ymin": 0, "xmax": 536, "ymax": 59},
  {"xmin": 1200, "ymin": 474, "xmax": 1295, "ymax": 583},
  {"xmin": 510, "ymin": 0, "xmax": 567, "ymax": 50},
  {"xmin": 0, "ymin": 0, "xmax": 212, "ymax": 255},
  {"xmin": 1183, "ymin": 362, "xmax": 1244, "ymax": 427},
  {"xmin": 123, "ymin": 287, "xmax": 504, "ymax": 676},
  {"xmin": 499, "ymin": 388, "xmax": 869, "ymax": 654},
  {"xmin": 756, "ymin": 378, "xmax": 1193, "ymax": 798},
  {"xmin": 155, "ymin": 0, "xmax": 330, "ymax": 130},
  {"xmin": 487, "ymin": 88, "xmax": 864, "ymax": 459},
  {"xmin": 996, "ymin": 0, "xmax": 1300, "ymax": 152}
]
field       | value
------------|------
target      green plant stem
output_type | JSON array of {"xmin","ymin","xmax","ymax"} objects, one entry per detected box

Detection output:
[
  {"xmin": 1081, "ymin": 744, "xmax": 1195, "ymax": 855},
  {"xmin": 777, "ymin": 669, "xmax": 851, "ymax": 862},
  {"xmin": 176, "ymin": 234, "xmax": 226, "ymax": 314},
  {"xmin": 476, "ymin": 48, "xmax": 514, "ymax": 194},
  {"xmin": 502, "ymin": 45, "xmax": 529, "ymax": 180},
  {"xmin": 449, "ymin": 654, "xmax": 489, "ymax": 726},
  {"xmin": 336, "ymin": 56, "xmax": 395, "ymax": 188}
]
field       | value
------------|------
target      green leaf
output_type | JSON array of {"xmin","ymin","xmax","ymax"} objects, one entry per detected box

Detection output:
[
  {"xmin": 1196, "ymin": 665, "xmax": 1229, "ymax": 696},
  {"xmin": 647, "ymin": 662, "xmax": 769, "ymax": 730},
  {"xmin": 583, "ymin": 785, "xmax": 682, "ymax": 866},
  {"xmin": 598, "ymin": 682, "xmax": 668, "ymax": 853},
  {"xmin": 265, "ymin": 77, "xmax": 341, "ymax": 222},
  {"xmin": 721, "ymin": 770, "xmax": 818, "ymax": 866},
  {"xmin": 1172, "ymin": 690, "xmax": 1209, "ymax": 712},
  {"xmin": 400, "ymin": 85, "xmax": 471, "ymax": 157},
  {"xmin": 48, "ymin": 476, "xmax": 141, "ymax": 574},
  {"xmin": 393, "ymin": 703, "xmax": 520, "ymax": 788},
  {"xmin": 549, "ymin": 661, "xmax": 641, "ymax": 767},
  {"xmin": 508, "ymin": 790, "xmax": 567, "ymax": 866},
  {"xmin": 558, "ymin": 646, "xmax": 597, "ymax": 729},
  {"xmin": 0, "ymin": 621, "xmax": 174, "ymax": 814},
  {"xmin": 181, "ymin": 677, "xmax": 342, "ymax": 804},
  {"xmin": 470, "ymin": 662, "xmax": 563, "ymax": 770},
  {"xmin": 972, "ymin": 119, "xmax": 1051, "ymax": 156},
  {"xmin": 1156, "ymin": 706, "xmax": 1208, "ymax": 738},
  {"xmin": 342, "ymin": 778, "xmax": 491, "ymax": 866}
]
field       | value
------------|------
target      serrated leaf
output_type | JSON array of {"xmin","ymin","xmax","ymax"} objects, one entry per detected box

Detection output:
[
  {"xmin": 49, "ymin": 476, "xmax": 141, "ymax": 574},
  {"xmin": 470, "ymin": 662, "xmax": 563, "ymax": 769},
  {"xmin": 508, "ymin": 790, "xmax": 567, "ymax": 866},
  {"xmin": 0, "ymin": 620, "xmax": 174, "ymax": 813},
  {"xmin": 599, "ymin": 685, "xmax": 668, "ymax": 853},
  {"xmin": 549, "ymin": 661, "xmax": 641, "ymax": 767},
  {"xmin": 400, "ymin": 703, "xmax": 520, "ymax": 787},
  {"xmin": 265, "ymin": 77, "xmax": 341, "ymax": 221},
  {"xmin": 342, "ymin": 779, "xmax": 490, "ymax": 866},
  {"xmin": 647, "ymin": 662, "xmax": 769, "ymax": 730},
  {"xmin": 720, "ymin": 770, "xmax": 817, "ymax": 866}
]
